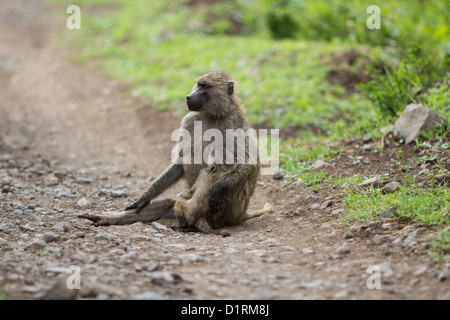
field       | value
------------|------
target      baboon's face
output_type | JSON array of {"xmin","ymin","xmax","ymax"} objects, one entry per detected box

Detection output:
[
  {"xmin": 186, "ymin": 81, "xmax": 234, "ymax": 113},
  {"xmin": 186, "ymin": 83, "xmax": 211, "ymax": 112}
]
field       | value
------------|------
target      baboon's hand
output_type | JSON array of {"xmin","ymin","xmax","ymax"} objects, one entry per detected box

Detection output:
[
  {"xmin": 209, "ymin": 181, "xmax": 228, "ymax": 213},
  {"xmin": 125, "ymin": 199, "xmax": 149, "ymax": 214}
]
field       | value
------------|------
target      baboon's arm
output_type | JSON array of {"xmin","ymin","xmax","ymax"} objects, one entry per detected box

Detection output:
[{"xmin": 125, "ymin": 163, "xmax": 184, "ymax": 213}]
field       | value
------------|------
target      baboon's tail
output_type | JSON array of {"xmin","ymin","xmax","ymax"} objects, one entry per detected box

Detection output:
[
  {"xmin": 79, "ymin": 198, "xmax": 176, "ymax": 226},
  {"xmin": 244, "ymin": 203, "xmax": 273, "ymax": 220}
]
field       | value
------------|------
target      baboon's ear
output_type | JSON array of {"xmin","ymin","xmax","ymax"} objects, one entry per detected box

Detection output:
[{"xmin": 227, "ymin": 81, "xmax": 234, "ymax": 95}]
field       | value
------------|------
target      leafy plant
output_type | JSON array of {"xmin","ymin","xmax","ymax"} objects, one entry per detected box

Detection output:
[{"xmin": 359, "ymin": 47, "xmax": 447, "ymax": 116}]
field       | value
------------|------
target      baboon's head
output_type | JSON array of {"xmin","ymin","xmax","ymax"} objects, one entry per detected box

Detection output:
[{"xmin": 186, "ymin": 71, "xmax": 238, "ymax": 117}]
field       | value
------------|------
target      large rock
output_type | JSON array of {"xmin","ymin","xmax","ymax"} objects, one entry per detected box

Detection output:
[{"xmin": 393, "ymin": 104, "xmax": 447, "ymax": 144}]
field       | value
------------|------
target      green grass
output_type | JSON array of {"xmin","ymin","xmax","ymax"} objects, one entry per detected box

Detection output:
[
  {"xmin": 341, "ymin": 186, "xmax": 450, "ymax": 227},
  {"xmin": 429, "ymin": 230, "xmax": 450, "ymax": 263}
]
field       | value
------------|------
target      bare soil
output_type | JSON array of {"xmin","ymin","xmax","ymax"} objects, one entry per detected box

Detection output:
[{"xmin": 0, "ymin": 0, "xmax": 448, "ymax": 300}]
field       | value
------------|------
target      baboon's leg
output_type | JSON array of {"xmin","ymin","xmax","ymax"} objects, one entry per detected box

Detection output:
[
  {"xmin": 244, "ymin": 203, "xmax": 273, "ymax": 220},
  {"xmin": 194, "ymin": 217, "xmax": 216, "ymax": 234},
  {"xmin": 79, "ymin": 199, "xmax": 176, "ymax": 226}
]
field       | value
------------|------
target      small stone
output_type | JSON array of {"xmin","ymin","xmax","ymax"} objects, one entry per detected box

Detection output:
[
  {"xmin": 98, "ymin": 189, "xmax": 110, "ymax": 196},
  {"xmin": 52, "ymin": 222, "xmax": 71, "ymax": 232},
  {"xmin": 306, "ymin": 195, "xmax": 319, "ymax": 201},
  {"xmin": 13, "ymin": 209, "xmax": 24, "ymax": 215},
  {"xmin": 341, "ymin": 181, "xmax": 354, "ymax": 189},
  {"xmin": 434, "ymin": 174, "xmax": 450, "ymax": 184},
  {"xmin": 75, "ymin": 178, "xmax": 92, "ymax": 184},
  {"xmin": 179, "ymin": 254, "xmax": 205, "ymax": 264},
  {"xmin": 151, "ymin": 222, "xmax": 170, "ymax": 232},
  {"xmin": 336, "ymin": 246, "xmax": 350, "ymax": 255},
  {"xmin": 39, "ymin": 274, "xmax": 78, "ymax": 300},
  {"xmin": 94, "ymin": 234, "xmax": 108, "ymax": 241},
  {"xmin": 44, "ymin": 176, "xmax": 59, "ymax": 186},
  {"xmin": 379, "ymin": 207, "xmax": 397, "ymax": 219},
  {"xmin": 273, "ymin": 171, "xmax": 285, "ymax": 180},
  {"xmin": 76, "ymin": 197, "xmax": 91, "ymax": 209},
  {"xmin": 26, "ymin": 239, "xmax": 47, "ymax": 251},
  {"xmin": 111, "ymin": 191, "xmax": 127, "ymax": 198},
  {"xmin": 15, "ymin": 203, "xmax": 28, "ymax": 210},
  {"xmin": 45, "ymin": 267, "xmax": 69, "ymax": 274},
  {"xmin": 414, "ymin": 266, "xmax": 428, "ymax": 276},
  {"xmin": 393, "ymin": 103, "xmax": 447, "ymax": 144},
  {"xmin": 373, "ymin": 235, "xmax": 383, "ymax": 245},
  {"xmin": 357, "ymin": 177, "xmax": 382, "ymax": 189},
  {"xmin": 381, "ymin": 223, "xmax": 392, "ymax": 229},
  {"xmin": 20, "ymin": 224, "xmax": 36, "ymax": 232},
  {"xmin": 220, "ymin": 230, "xmax": 231, "ymax": 237},
  {"xmin": 343, "ymin": 232, "xmax": 354, "ymax": 239},
  {"xmin": 301, "ymin": 248, "xmax": 314, "ymax": 254},
  {"xmin": 362, "ymin": 144, "xmax": 372, "ymax": 151},
  {"xmin": 382, "ymin": 181, "xmax": 400, "ymax": 193},
  {"xmin": 404, "ymin": 232, "xmax": 418, "ymax": 247},
  {"xmin": 151, "ymin": 272, "xmax": 183, "ymax": 286},
  {"xmin": 437, "ymin": 269, "xmax": 448, "ymax": 282},
  {"xmin": 42, "ymin": 233, "xmax": 61, "ymax": 243},
  {"xmin": 310, "ymin": 160, "xmax": 330, "ymax": 171},
  {"xmin": 131, "ymin": 292, "xmax": 164, "ymax": 300},
  {"xmin": 309, "ymin": 203, "xmax": 320, "ymax": 210},
  {"xmin": 320, "ymin": 200, "xmax": 333, "ymax": 209}
]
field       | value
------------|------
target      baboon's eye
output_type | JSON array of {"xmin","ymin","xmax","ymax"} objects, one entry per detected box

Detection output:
[{"xmin": 197, "ymin": 83, "xmax": 211, "ymax": 90}]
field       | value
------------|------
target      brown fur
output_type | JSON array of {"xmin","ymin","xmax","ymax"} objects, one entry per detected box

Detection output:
[{"xmin": 79, "ymin": 71, "xmax": 268, "ymax": 234}]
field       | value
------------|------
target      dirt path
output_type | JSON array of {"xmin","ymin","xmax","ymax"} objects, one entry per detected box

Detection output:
[{"xmin": 0, "ymin": 0, "xmax": 448, "ymax": 300}]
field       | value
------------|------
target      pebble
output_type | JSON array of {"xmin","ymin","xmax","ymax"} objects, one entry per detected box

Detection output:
[
  {"xmin": 52, "ymin": 222, "xmax": 71, "ymax": 232},
  {"xmin": 151, "ymin": 272, "xmax": 183, "ymax": 286},
  {"xmin": 75, "ymin": 178, "xmax": 92, "ymax": 184},
  {"xmin": 220, "ymin": 230, "xmax": 231, "ymax": 237},
  {"xmin": 310, "ymin": 160, "xmax": 330, "ymax": 171},
  {"xmin": 42, "ymin": 232, "xmax": 61, "ymax": 243},
  {"xmin": 357, "ymin": 177, "xmax": 382, "ymax": 189},
  {"xmin": 343, "ymin": 232, "xmax": 354, "ymax": 239},
  {"xmin": 179, "ymin": 254, "xmax": 205, "ymax": 264},
  {"xmin": 76, "ymin": 197, "xmax": 92, "ymax": 209},
  {"xmin": 404, "ymin": 233, "xmax": 418, "ymax": 247},
  {"xmin": 131, "ymin": 292, "xmax": 164, "ymax": 300},
  {"xmin": 111, "ymin": 191, "xmax": 127, "ymax": 198},
  {"xmin": 98, "ymin": 189, "xmax": 110, "ymax": 196},
  {"xmin": 273, "ymin": 171, "xmax": 285, "ymax": 180},
  {"xmin": 94, "ymin": 234, "xmax": 108, "ymax": 241},
  {"xmin": 26, "ymin": 239, "xmax": 47, "ymax": 251},
  {"xmin": 438, "ymin": 269, "xmax": 448, "ymax": 282},
  {"xmin": 20, "ymin": 224, "xmax": 36, "ymax": 232},
  {"xmin": 151, "ymin": 222, "xmax": 170, "ymax": 232},
  {"xmin": 373, "ymin": 235, "xmax": 383, "ymax": 245},
  {"xmin": 379, "ymin": 207, "xmax": 397, "ymax": 219},
  {"xmin": 320, "ymin": 200, "xmax": 333, "ymax": 209},
  {"xmin": 336, "ymin": 246, "xmax": 350, "ymax": 255},
  {"xmin": 382, "ymin": 181, "xmax": 400, "ymax": 193},
  {"xmin": 39, "ymin": 274, "xmax": 78, "ymax": 300}
]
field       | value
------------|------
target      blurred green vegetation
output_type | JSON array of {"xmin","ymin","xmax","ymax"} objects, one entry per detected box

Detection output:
[{"xmin": 53, "ymin": 0, "xmax": 448, "ymax": 134}]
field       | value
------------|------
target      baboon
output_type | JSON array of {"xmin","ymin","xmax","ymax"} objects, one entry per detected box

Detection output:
[{"xmin": 79, "ymin": 71, "xmax": 271, "ymax": 233}]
